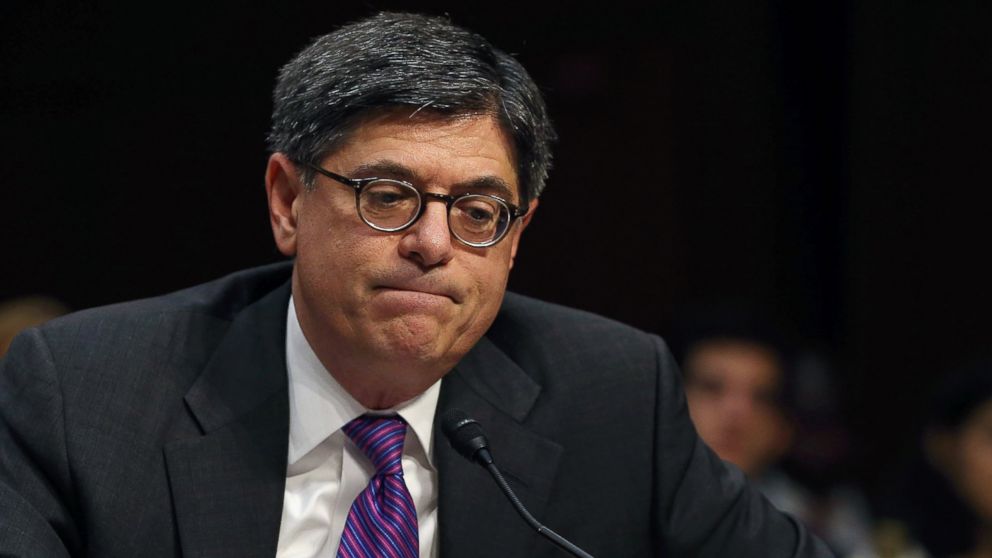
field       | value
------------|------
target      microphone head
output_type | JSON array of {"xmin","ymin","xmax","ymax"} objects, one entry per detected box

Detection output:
[{"xmin": 440, "ymin": 409, "xmax": 492, "ymax": 465}]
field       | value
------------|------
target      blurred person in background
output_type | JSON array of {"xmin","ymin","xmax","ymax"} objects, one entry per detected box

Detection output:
[
  {"xmin": 0, "ymin": 296, "xmax": 67, "ymax": 357},
  {"xmin": 672, "ymin": 306, "xmax": 873, "ymax": 556},
  {"xmin": 877, "ymin": 359, "xmax": 992, "ymax": 558}
]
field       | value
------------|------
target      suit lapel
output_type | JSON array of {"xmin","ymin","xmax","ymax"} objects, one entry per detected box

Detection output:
[
  {"xmin": 164, "ymin": 282, "xmax": 291, "ymax": 558},
  {"xmin": 436, "ymin": 336, "xmax": 564, "ymax": 558},
  {"xmin": 162, "ymin": 276, "xmax": 562, "ymax": 557}
]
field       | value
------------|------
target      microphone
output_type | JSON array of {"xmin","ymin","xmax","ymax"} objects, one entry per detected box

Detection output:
[{"xmin": 440, "ymin": 409, "xmax": 596, "ymax": 558}]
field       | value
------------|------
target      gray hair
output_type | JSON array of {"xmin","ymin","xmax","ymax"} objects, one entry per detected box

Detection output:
[{"xmin": 267, "ymin": 12, "xmax": 556, "ymax": 205}]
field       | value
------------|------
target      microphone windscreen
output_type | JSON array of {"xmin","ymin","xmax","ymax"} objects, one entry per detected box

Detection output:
[{"xmin": 440, "ymin": 409, "xmax": 490, "ymax": 462}]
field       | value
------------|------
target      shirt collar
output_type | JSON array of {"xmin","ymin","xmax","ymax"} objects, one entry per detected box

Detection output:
[{"xmin": 285, "ymin": 296, "xmax": 440, "ymax": 466}]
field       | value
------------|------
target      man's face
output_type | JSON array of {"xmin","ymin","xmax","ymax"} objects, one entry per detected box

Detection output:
[
  {"xmin": 268, "ymin": 112, "xmax": 533, "ymax": 406},
  {"xmin": 939, "ymin": 399, "xmax": 992, "ymax": 522},
  {"xmin": 683, "ymin": 340, "xmax": 793, "ymax": 477}
]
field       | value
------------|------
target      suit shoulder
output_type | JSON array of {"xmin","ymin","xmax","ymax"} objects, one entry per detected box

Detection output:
[
  {"xmin": 42, "ymin": 262, "xmax": 290, "ymax": 330},
  {"xmin": 497, "ymin": 291, "xmax": 655, "ymax": 342},
  {"xmin": 492, "ymin": 292, "xmax": 669, "ymax": 370},
  {"xmin": 26, "ymin": 262, "xmax": 292, "ymax": 369}
]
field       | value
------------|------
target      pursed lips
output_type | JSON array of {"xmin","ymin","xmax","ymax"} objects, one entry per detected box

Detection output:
[{"xmin": 374, "ymin": 282, "xmax": 461, "ymax": 304}]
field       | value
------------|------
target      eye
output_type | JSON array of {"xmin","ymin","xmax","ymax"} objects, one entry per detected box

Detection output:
[
  {"xmin": 368, "ymin": 191, "xmax": 401, "ymax": 206},
  {"xmin": 357, "ymin": 181, "xmax": 421, "ymax": 229},
  {"xmin": 688, "ymin": 376, "xmax": 725, "ymax": 398},
  {"xmin": 452, "ymin": 196, "xmax": 502, "ymax": 234},
  {"xmin": 466, "ymin": 205, "xmax": 496, "ymax": 222},
  {"xmin": 363, "ymin": 181, "xmax": 415, "ymax": 206}
]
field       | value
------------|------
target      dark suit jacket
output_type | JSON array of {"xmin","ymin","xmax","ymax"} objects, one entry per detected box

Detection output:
[{"xmin": 0, "ymin": 263, "xmax": 832, "ymax": 557}]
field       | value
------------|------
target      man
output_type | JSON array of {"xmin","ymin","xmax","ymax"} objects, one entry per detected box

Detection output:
[
  {"xmin": 681, "ymin": 333, "xmax": 795, "ymax": 481},
  {"xmin": 679, "ymin": 317, "xmax": 871, "ymax": 555},
  {"xmin": 0, "ymin": 12, "xmax": 832, "ymax": 557}
]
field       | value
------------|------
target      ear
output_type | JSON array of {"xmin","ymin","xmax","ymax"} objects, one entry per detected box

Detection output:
[
  {"xmin": 266, "ymin": 152, "xmax": 304, "ymax": 257},
  {"xmin": 507, "ymin": 198, "xmax": 538, "ymax": 271}
]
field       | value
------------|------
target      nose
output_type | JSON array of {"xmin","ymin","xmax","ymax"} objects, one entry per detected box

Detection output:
[
  {"xmin": 721, "ymin": 391, "xmax": 758, "ymax": 422},
  {"xmin": 397, "ymin": 199, "xmax": 454, "ymax": 267}
]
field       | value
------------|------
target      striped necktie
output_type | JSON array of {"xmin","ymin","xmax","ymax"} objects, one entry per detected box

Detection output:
[{"xmin": 337, "ymin": 415, "xmax": 419, "ymax": 558}]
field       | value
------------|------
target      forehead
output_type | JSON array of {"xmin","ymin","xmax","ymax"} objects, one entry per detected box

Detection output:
[
  {"xmin": 324, "ymin": 111, "xmax": 519, "ymax": 195},
  {"xmin": 686, "ymin": 340, "xmax": 783, "ymax": 389}
]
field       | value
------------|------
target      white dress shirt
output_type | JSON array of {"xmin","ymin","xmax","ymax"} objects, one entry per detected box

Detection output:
[{"xmin": 276, "ymin": 297, "xmax": 440, "ymax": 558}]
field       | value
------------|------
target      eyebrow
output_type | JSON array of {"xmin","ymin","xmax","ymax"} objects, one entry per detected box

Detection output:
[
  {"xmin": 350, "ymin": 160, "xmax": 418, "ymax": 182},
  {"xmin": 349, "ymin": 159, "xmax": 519, "ymax": 203}
]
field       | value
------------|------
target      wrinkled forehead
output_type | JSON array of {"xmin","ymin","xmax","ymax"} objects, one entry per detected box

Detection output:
[{"xmin": 319, "ymin": 107, "xmax": 523, "ymax": 196}]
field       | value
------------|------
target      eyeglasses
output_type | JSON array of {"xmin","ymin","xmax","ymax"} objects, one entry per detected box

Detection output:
[{"xmin": 302, "ymin": 162, "xmax": 528, "ymax": 248}]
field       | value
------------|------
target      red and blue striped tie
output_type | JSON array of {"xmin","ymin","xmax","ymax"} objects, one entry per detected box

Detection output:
[{"xmin": 337, "ymin": 415, "xmax": 419, "ymax": 558}]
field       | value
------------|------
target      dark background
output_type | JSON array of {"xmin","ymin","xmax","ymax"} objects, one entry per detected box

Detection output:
[{"xmin": 2, "ymin": 1, "xmax": 990, "ymax": 502}]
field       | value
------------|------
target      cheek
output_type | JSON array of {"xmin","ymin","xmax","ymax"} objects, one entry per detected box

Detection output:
[
  {"xmin": 298, "ymin": 200, "xmax": 379, "ymax": 264},
  {"xmin": 685, "ymin": 397, "xmax": 721, "ymax": 435},
  {"xmin": 957, "ymin": 437, "xmax": 992, "ymax": 519},
  {"xmin": 746, "ymin": 412, "xmax": 789, "ymax": 455},
  {"xmin": 751, "ymin": 408, "xmax": 784, "ymax": 435},
  {"xmin": 295, "ymin": 221, "xmax": 385, "ymax": 306},
  {"xmin": 464, "ymin": 253, "xmax": 512, "ymax": 308},
  {"xmin": 297, "ymin": 233, "xmax": 352, "ymax": 286}
]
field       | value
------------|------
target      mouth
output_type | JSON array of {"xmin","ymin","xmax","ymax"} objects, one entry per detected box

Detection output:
[{"xmin": 374, "ymin": 283, "xmax": 461, "ymax": 304}]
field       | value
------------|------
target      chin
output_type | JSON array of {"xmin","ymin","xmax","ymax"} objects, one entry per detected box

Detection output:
[
  {"xmin": 370, "ymin": 317, "xmax": 455, "ymax": 362},
  {"xmin": 712, "ymin": 445, "xmax": 745, "ymax": 465}
]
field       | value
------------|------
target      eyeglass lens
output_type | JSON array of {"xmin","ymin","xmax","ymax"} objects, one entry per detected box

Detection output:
[{"xmin": 357, "ymin": 180, "xmax": 510, "ymax": 245}]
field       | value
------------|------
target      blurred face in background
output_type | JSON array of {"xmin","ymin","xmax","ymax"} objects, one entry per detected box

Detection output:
[
  {"xmin": 683, "ymin": 339, "xmax": 794, "ymax": 477},
  {"xmin": 930, "ymin": 399, "xmax": 992, "ymax": 523}
]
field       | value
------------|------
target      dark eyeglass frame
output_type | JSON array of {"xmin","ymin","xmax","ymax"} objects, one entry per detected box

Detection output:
[{"xmin": 301, "ymin": 162, "xmax": 529, "ymax": 248}]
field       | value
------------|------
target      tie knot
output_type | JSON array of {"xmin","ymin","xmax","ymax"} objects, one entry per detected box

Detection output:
[{"xmin": 342, "ymin": 415, "xmax": 407, "ymax": 475}]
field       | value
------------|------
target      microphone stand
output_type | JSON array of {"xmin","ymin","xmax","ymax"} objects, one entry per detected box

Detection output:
[
  {"xmin": 482, "ymin": 457, "xmax": 595, "ymax": 558},
  {"xmin": 441, "ymin": 410, "xmax": 596, "ymax": 558}
]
